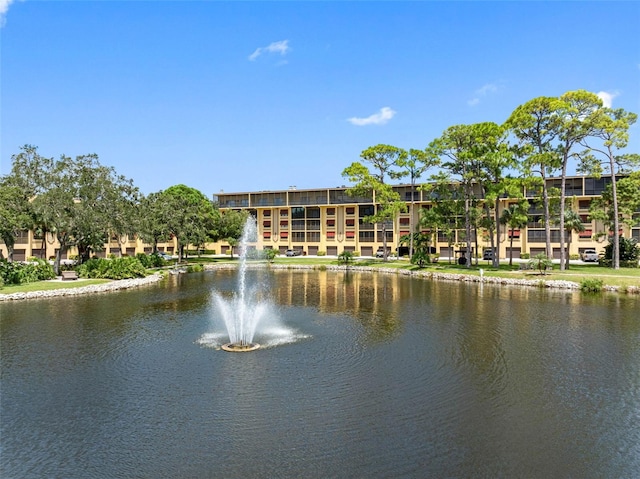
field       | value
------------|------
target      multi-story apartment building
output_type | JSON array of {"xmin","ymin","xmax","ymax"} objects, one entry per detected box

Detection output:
[
  {"xmin": 0, "ymin": 232, "xmax": 178, "ymax": 262},
  {"xmin": 213, "ymin": 174, "xmax": 640, "ymax": 260},
  {"xmin": 2, "ymin": 174, "xmax": 638, "ymax": 262}
]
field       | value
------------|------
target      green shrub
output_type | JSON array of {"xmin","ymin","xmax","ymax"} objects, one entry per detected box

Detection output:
[
  {"xmin": 604, "ymin": 236, "xmax": 639, "ymax": 263},
  {"xmin": 0, "ymin": 259, "xmax": 55, "ymax": 285},
  {"xmin": 528, "ymin": 253, "xmax": 553, "ymax": 275},
  {"xmin": 186, "ymin": 264, "xmax": 204, "ymax": 273},
  {"xmin": 598, "ymin": 259, "xmax": 639, "ymax": 268},
  {"xmin": 580, "ymin": 278, "xmax": 603, "ymax": 293},
  {"xmin": 338, "ymin": 251, "xmax": 354, "ymax": 265},
  {"xmin": 569, "ymin": 254, "xmax": 580, "ymax": 260},
  {"xmin": 520, "ymin": 253, "xmax": 530, "ymax": 259},
  {"xmin": 136, "ymin": 253, "xmax": 153, "ymax": 268},
  {"xmin": 317, "ymin": 250, "xmax": 326, "ymax": 256},
  {"xmin": 263, "ymin": 249, "xmax": 278, "ymax": 263},
  {"xmin": 77, "ymin": 257, "xmax": 146, "ymax": 280}
]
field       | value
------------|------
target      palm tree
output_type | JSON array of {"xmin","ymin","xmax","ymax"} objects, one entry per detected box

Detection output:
[{"xmin": 500, "ymin": 200, "xmax": 529, "ymax": 266}]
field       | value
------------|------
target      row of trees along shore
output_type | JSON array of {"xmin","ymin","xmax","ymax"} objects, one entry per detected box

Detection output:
[
  {"xmin": 0, "ymin": 147, "xmax": 249, "ymax": 275},
  {"xmin": 1, "ymin": 89, "xmax": 639, "ymax": 274},
  {"xmin": 342, "ymin": 90, "xmax": 640, "ymax": 270}
]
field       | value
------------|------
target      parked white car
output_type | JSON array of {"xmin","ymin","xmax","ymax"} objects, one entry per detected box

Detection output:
[{"xmin": 581, "ymin": 249, "xmax": 599, "ymax": 262}]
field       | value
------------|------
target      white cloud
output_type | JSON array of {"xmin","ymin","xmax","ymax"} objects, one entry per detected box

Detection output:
[
  {"xmin": 249, "ymin": 40, "xmax": 291, "ymax": 61},
  {"xmin": 596, "ymin": 90, "xmax": 619, "ymax": 108},
  {"xmin": 468, "ymin": 82, "xmax": 501, "ymax": 107},
  {"xmin": 347, "ymin": 107, "xmax": 396, "ymax": 126},
  {"xmin": 1, "ymin": 0, "xmax": 15, "ymax": 26}
]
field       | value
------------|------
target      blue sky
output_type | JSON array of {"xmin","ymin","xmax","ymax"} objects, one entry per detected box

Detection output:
[{"xmin": 1, "ymin": 1, "xmax": 639, "ymax": 196}]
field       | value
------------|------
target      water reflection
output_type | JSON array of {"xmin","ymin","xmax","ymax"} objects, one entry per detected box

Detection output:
[{"xmin": 1, "ymin": 270, "xmax": 639, "ymax": 478}]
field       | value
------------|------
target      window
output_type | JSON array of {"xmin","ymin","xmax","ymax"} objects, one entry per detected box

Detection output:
[
  {"xmin": 359, "ymin": 231, "xmax": 375, "ymax": 242},
  {"xmin": 306, "ymin": 207, "xmax": 320, "ymax": 218},
  {"xmin": 346, "ymin": 219, "xmax": 355, "ymax": 226},
  {"xmin": 528, "ymin": 229, "xmax": 561, "ymax": 242},
  {"xmin": 306, "ymin": 220, "xmax": 321, "ymax": 230},
  {"xmin": 280, "ymin": 220, "xmax": 288, "ymax": 227},
  {"xmin": 263, "ymin": 210, "xmax": 271, "ymax": 217},
  {"xmin": 326, "ymin": 231, "xmax": 335, "ymax": 238},
  {"xmin": 346, "ymin": 207, "xmax": 355, "ymax": 215},
  {"xmin": 263, "ymin": 232, "xmax": 271, "ymax": 239},
  {"xmin": 399, "ymin": 217, "xmax": 410, "ymax": 225},
  {"xmin": 326, "ymin": 219, "xmax": 335, "ymax": 227},
  {"xmin": 585, "ymin": 177, "xmax": 610, "ymax": 195},
  {"xmin": 280, "ymin": 210, "xmax": 288, "ymax": 217},
  {"xmin": 376, "ymin": 231, "xmax": 394, "ymax": 242},
  {"xmin": 307, "ymin": 232, "xmax": 320, "ymax": 242},
  {"xmin": 292, "ymin": 232, "xmax": 306, "ymax": 242},
  {"xmin": 359, "ymin": 205, "xmax": 374, "ymax": 217},
  {"xmin": 291, "ymin": 207, "xmax": 305, "ymax": 219},
  {"xmin": 327, "ymin": 208, "xmax": 335, "ymax": 216},
  {"xmin": 280, "ymin": 232, "xmax": 289, "ymax": 239},
  {"xmin": 346, "ymin": 231, "xmax": 355, "ymax": 239},
  {"xmin": 263, "ymin": 221, "xmax": 271, "ymax": 228},
  {"xmin": 579, "ymin": 230, "xmax": 592, "ymax": 239}
]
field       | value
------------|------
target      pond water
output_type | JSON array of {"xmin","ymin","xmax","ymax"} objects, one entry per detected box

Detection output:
[{"xmin": 1, "ymin": 269, "xmax": 639, "ymax": 478}]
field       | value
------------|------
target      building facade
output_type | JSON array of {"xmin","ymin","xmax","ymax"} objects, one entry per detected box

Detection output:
[
  {"xmin": 3, "ymin": 174, "xmax": 638, "ymax": 262},
  {"xmin": 213, "ymin": 175, "xmax": 640, "ymax": 260},
  {"xmin": 0, "ymin": 232, "xmax": 178, "ymax": 262}
]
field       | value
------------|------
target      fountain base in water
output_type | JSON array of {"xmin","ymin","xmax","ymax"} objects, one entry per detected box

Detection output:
[{"xmin": 221, "ymin": 342, "xmax": 261, "ymax": 352}]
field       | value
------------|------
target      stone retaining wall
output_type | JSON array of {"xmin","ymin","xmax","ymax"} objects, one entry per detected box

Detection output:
[
  {"xmin": 2, "ymin": 264, "xmax": 638, "ymax": 302},
  {"xmin": 0, "ymin": 273, "xmax": 165, "ymax": 302}
]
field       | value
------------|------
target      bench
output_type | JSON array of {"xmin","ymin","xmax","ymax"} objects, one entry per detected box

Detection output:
[{"xmin": 61, "ymin": 270, "xmax": 79, "ymax": 281}]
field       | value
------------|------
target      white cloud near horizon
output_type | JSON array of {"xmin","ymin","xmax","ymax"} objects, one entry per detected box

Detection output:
[
  {"xmin": 348, "ymin": 107, "xmax": 396, "ymax": 126},
  {"xmin": 249, "ymin": 40, "xmax": 291, "ymax": 61},
  {"xmin": 0, "ymin": 0, "xmax": 16, "ymax": 25},
  {"xmin": 596, "ymin": 90, "xmax": 619, "ymax": 108},
  {"xmin": 468, "ymin": 82, "xmax": 500, "ymax": 106}
]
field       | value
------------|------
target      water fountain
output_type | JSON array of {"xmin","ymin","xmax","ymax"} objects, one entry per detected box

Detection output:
[{"xmin": 218, "ymin": 217, "xmax": 264, "ymax": 352}]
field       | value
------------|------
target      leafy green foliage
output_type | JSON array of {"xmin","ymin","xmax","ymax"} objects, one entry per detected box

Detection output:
[
  {"xmin": 186, "ymin": 264, "xmax": 204, "ymax": 273},
  {"xmin": 338, "ymin": 251, "xmax": 354, "ymax": 265},
  {"xmin": 400, "ymin": 232, "xmax": 433, "ymax": 268},
  {"xmin": 603, "ymin": 236, "xmax": 639, "ymax": 264},
  {"xmin": 342, "ymin": 145, "xmax": 408, "ymax": 261},
  {"xmin": 528, "ymin": 253, "xmax": 553, "ymax": 275},
  {"xmin": 160, "ymin": 184, "xmax": 218, "ymax": 260},
  {"xmin": 263, "ymin": 248, "xmax": 278, "ymax": 263},
  {"xmin": 77, "ymin": 257, "xmax": 146, "ymax": 279},
  {"xmin": 136, "ymin": 252, "xmax": 165, "ymax": 268},
  {"xmin": 0, "ymin": 258, "xmax": 56, "ymax": 285},
  {"xmin": 580, "ymin": 278, "xmax": 603, "ymax": 293}
]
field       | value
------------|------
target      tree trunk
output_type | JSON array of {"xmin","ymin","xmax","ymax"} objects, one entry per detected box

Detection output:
[
  {"xmin": 542, "ymin": 173, "xmax": 553, "ymax": 259},
  {"xmin": 382, "ymin": 223, "xmax": 388, "ymax": 262},
  {"xmin": 465, "ymin": 196, "xmax": 472, "ymax": 269},
  {"xmin": 509, "ymin": 228, "xmax": 514, "ymax": 266},
  {"xmin": 493, "ymin": 196, "xmax": 501, "ymax": 268},
  {"xmin": 409, "ymin": 180, "xmax": 415, "ymax": 259},
  {"xmin": 610, "ymin": 151, "xmax": 620, "ymax": 270},
  {"xmin": 559, "ymin": 164, "xmax": 568, "ymax": 271}
]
